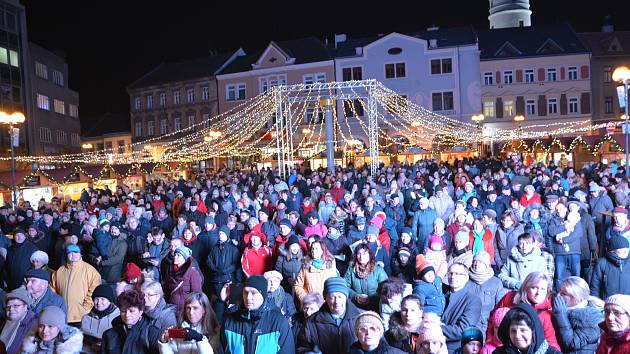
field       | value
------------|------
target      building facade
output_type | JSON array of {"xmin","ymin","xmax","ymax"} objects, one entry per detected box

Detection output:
[
  {"xmin": 28, "ymin": 42, "xmax": 80, "ymax": 155},
  {"xmin": 488, "ymin": 0, "xmax": 532, "ymax": 29},
  {"xmin": 81, "ymin": 112, "xmax": 132, "ymax": 155},
  {"xmin": 478, "ymin": 23, "xmax": 592, "ymax": 132},
  {"xmin": 127, "ymin": 50, "xmax": 243, "ymax": 145},
  {"xmin": 332, "ymin": 28, "xmax": 481, "ymax": 147},
  {"xmin": 578, "ymin": 26, "xmax": 630, "ymax": 123}
]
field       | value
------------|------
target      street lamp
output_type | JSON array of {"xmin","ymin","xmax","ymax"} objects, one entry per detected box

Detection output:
[
  {"xmin": 471, "ymin": 114, "xmax": 485, "ymax": 154},
  {"xmin": 0, "ymin": 111, "xmax": 25, "ymax": 208},
  {"xmin": 81, "ymin": 143, "xmax": 93, "ymax": 150},
  {"xmin": 613, "ymin": 65, "xmax": 630, "ymax": 177},
  {"xmin": 514, "ymin": 115, "xmax": 525, "ymax": 137}
]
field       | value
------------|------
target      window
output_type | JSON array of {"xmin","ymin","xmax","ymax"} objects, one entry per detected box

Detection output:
[
  {"xmin": 483, "ymin": 72, "xmax": 493, "ymax": 85},
  {"xmin": 503, "ymin": 71, "xmax": 513, "ymax": 84},
  {"xmin": 385, "ymin": 62, "xmax": 406, "ymax": 78},
  {"xmin": 159, "ymin": 92, "xmax": 167, "ymax": 106},
  {"xmin": 39, "ymin": 127, "xmax": 51, "ymax": 143},
  {"xmin": 432, "ymin": 92, "xmax": 454, "ymax": 111},
  {"xmin": 344, "ymin": 100, "xmax": 364, "ymax": 117},
  {"xmin": 304, "ymin": 73, "xmax": 326, "ymax": 84},
  {"xmin": 135, "ymin": 122, "xmax": 142, "ymax": 137},
  {"xmin": 305, "ymin": 107, "xmax": 323, "ymax": 123},
  {"xmin": 430, "ymin": 58, "xmax": 452, "ymax": 74},
  {"xmin": 526, "ymin": 99, "xmax": 536, "ymax": 115},
  {"xmin": 605, "ymin": 96, "xmax": 614, "ymax": 114},
  {"xmin": 525, "ymin": 69, "xmax": 534, "ymax": 83},
  {"xmin": 117, "ymin": 140, "xmax": 125, "ymax": 154},
  {"xmin": 52, "ymin": 70, "xmax": 64, "ymax": 86},
  {"xmin": 202, "ymin": 113, "xmax": 210, "ymax": 129},
  {"xmin": 173, "ymin": 90, "xmax": 181, "ymax": 105},
  {"xmin": 174, "ymin": 117, "xmax": 181, "ymax": 131},
  {"xmin": 71, "ymin": 133, "xmax": 80, "ymax": 146},
  {"xmin": 97, "ymin": 143, "xmax": 104, "ymax": 151},
  {"xmin": 105, "ymin": 141, "xmax": 112, "ymax": 150},
  {"xmin": 260, "ymin": 76, "xmax": 286, "ymax": 93},
  {"xmin": 37, "ymin": 94, "xmax": 50, "ymax": 110},
  {"xmin": 546, "ymin": 68, "xmax": 557, "ymax": 82},
  {"xmin": 569, "ymin": 97, "xmax": 578, "ymax": 113},
  {"xmin": 187, "ymin": 115, "xmax": 195, "ymax": 130},
  {"xmin": 483, "ymin": 101, "xmax": 495, "ymax": 117},
  {"xmin": 9, "ymin": 50, "xmax": 18, "ymax": 67},
  {"xmin": 227, "ymin": 83, "xmax": 246, "ymax": 101},
  {"xmin": 0, "ymin": 47, "xmax": 6, "ymax": 64},
  {"xmin": 147, "ymin": 120, "xmax": 155, "ymax": 136},
  {"xmin": 568, "ymin": 66, "xmax": 578, "ymax": 81},
  {"xmin": 604, "ymin": 66, "xmax": 612, "ymax": 83},
  {"xmin": 548, "ymin": 98, "xmax": 558, "ymax": 114},
  {"xmin": 134, "ymin": 96, "xmax": 141, "ymax": 110},
  {"xmin": 68, "ymin": 104, "xmax": 78, "ymax": 118},
  {"xmin": 202, "ymin": 86, "xmax": 209, "ymax": 101},
  {"xmin": 146, "ymin": 95, "xmax": 153, "ymax": 109},
  {"xmin": 53, "ymin": 99, "xmax": 65, "ymax": 114},
  {"xmin": 504, "ymin": 100, "xmax": 514, "ymax": 117},
  {"xmin": 35, "ymin": 62, "xmax": 48, "ymax": 79},
  {"xmin": 342, "ymin": 67, "xmax": 362, "ymax": 81},
  {"xmin": 56, "ymin": 130, "xmax": 66, "ymax": 144},
  {"xmin": 187, "ymin": 88, "xmax": 194, "ymax": 103},
  {"xmin": 160, "ymin": 119, "xmax": 168, "ymax": 135}
]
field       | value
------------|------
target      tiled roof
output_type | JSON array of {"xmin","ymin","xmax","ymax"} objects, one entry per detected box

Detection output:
[
  {"xmin": 578, "ymin": 31, "xmax": 630, "ymax": 57},
  {"xmin": 477, "ymin": 23, "xmax": 589, "ymax": 60}
]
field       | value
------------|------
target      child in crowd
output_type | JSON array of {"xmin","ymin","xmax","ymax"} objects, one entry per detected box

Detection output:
[{"xmin": 412, "ymin": 255, "xmax": 445, "ymax": 316}]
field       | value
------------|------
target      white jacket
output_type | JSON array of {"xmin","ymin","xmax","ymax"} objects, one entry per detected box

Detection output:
[{"xmin": 158, "ymin": 322, "xmax": 218, "ymax": 354}]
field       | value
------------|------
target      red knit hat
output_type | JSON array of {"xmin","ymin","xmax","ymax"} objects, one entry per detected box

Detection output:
[
  {"xmin": 415, "ymin": 255, "xmax": 435, "ymax": 279},
  {"xmin": 124, "ymin": 262, "xmax": 142, "ymax": 281}
]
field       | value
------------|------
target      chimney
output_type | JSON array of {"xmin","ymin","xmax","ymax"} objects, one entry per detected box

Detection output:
[
  {"xmin": 602, "ymin": 15, "xmax": 614, "ymax": 33},
  {"xmin": 334, "ymin": 34, "xmax": 347, "ymax": 48},
  {"xmin": 429, "ymin": 39, "xmax": 438, "ymax": 48},
  {"xmin": 427, "ymin": 25, "xmax": 439, "ymax": 32},
  {"xmin": 355, "ymin": 47, "xmax": 363, "ymax": 56}
]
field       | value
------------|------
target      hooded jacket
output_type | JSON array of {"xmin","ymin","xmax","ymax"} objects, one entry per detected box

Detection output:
[
  {"xmin": 4, "ymin": 240, "xmax": 38, "ymax": 291},
  {"xmin": 494, "ymin": 223, "xmax": 525, "ymax": 268},
  {"xmin": 101, "ymin": 315, "xmax": 161, "ymax": 354},
  {"xmin": 20, "ymin": 325, "xmax": 83, "ymax": 354},
  {"xmin": 554, "ymin": 301, "xmax": 603, "ymax": 354},
  {"xmin": 163, "ymin": 258, "xmax": 202, "ymax": 313},
  {"xmin": 493, "ymin": 303, "xmax": 561, "ymax": 354},
  {"xmin": 498, "ymin": 246, "xmax": 555, "ymax": 290},
  {"xmin": 98, "ymin": 232, "xmax": 128, "ymax": 284},
  {"xmin": 81, "ymin": 305, "xmax": 120, "ymax": 341},
  {"xmin": 590, "ymin": 251, "xmax": 630, "ymax": 299},
  {"xmin": 297, "ymin": 299, "xmax": 361, "ymax": 354},
  {"xmin": 384, "ymin": 311, "xmax": 420, "ymax": 353},
  {"xmin": 207, "ymin": 238, "xmax": 241, "ymax": 284},
  {"xmin": 293, "ymin": 259, "xmax": 338, "ymax": 302}
]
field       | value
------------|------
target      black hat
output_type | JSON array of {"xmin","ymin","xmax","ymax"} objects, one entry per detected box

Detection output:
[
  {"xmin": 287, "ymin": 235, "xmax": 299, "ymax": 248},
  {"xmin": 307, "ymin": 211, "xmax": 319, "ymax": 220},
  {"xmin": 92, "ymin": 284, "xmax": 115, "ymax": 303},
  {"xmin": 609, "ymin": 236, "xmax": 630, "ymax": 251},
  {"xmin": 24, "ymin": 268, "xmax": 50, "ymax": 282},
  {"xmin": 279, "ymin": 218, "xmax": 293, "ymax": 229},
  {"xmin": 245, "ymin": 275, "xmax": 268, "ymax": 296},
  {"xmin": 258, "ymin": 208, "xmax": 269, "ymax": 217}
]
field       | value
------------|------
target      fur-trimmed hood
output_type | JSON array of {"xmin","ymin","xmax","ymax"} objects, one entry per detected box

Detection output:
[
  {"xmin": 385, "ymin": 311, "xmax": 410, "ymax": 343},
  {"xmin": 20, "ymin": 326, "xmax": 83, "ymax": 354},
  {"xmin": 522, "ymin": 203, "xmax": 549, "ymax": 224}
]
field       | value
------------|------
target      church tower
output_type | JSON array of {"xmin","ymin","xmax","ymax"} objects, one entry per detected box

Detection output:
[{"xmin": 488, "ymin": 0, "xmax": 532, "ymax": 29}]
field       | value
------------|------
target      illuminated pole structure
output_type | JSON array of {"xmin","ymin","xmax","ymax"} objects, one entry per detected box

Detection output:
[
  {"xmin": 0, "ymin": 112, "xmax": 26, "ymax": 208},
  {"xmin": 613, "ymin": 66, "xmax": 630, "ymax": 177},
  {"xmin": 471, "ymin": 114, "xmax": 485, "ymax": 154}
]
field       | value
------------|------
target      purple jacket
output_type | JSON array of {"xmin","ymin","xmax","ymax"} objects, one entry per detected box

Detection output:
[{"xmin": 1, "ymin": 310, "xmax": 37, "ymax": 354}]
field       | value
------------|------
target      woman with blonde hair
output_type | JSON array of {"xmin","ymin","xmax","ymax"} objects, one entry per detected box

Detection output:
[
  {"xmin": 293, "ymin": 240, "xmax": 337, "ymax": 301},
  {"xmin": 159, "ymin": 292, "xmax": 220, "ymax": 354}
]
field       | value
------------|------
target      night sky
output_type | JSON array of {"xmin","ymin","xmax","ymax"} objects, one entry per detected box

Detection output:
[{"xmin": 19, "ymin": 0, "xmax": 630, "ymax": 134}]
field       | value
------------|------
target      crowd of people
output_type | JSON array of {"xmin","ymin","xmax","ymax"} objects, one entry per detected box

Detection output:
[{"xmin": 0, "ymin": 156, "xmax": 629, "ymax": 353}]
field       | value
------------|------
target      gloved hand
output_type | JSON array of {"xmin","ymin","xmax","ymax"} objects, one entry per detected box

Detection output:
[
  {"xmin": 185, "ymin": 328, "xmax": 204, "ymax": 342},
  {"xmin": 553, "ymin": 295, "xmax": 567, "ymax": 313}
]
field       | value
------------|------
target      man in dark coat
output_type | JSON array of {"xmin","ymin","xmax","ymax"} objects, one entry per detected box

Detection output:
[
  {"xmin": 4, "ymin": 229, "xmax": 38, "ymax": 291},
  {"xmin": 298, "ymin": 277, "xmax": 361, "ymax": 354},
  {"xmin": 441, "ymin": 263, "xmax": 482, "ymax": 353},
  {"xmin": 590, "ymin": 236, "xmax": 630, "ymax": 300}
]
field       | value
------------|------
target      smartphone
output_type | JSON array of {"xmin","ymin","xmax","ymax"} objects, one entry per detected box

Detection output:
[{"xmin": 168, "ymin": 328, "xmax": 187, "ymax": 339}]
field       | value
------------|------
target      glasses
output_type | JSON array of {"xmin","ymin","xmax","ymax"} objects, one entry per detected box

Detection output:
[{"xmin": 605, "ymin": 308, "xmax": 629, "ymax": 318}]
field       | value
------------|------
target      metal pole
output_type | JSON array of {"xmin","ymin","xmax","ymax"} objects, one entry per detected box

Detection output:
[
  {"xmin": 10, "ymin": 125, "xmax": 16, "ymax": 208},
  {"xmin": 625, "ymin": 80, "xmax": 629, "ymax": 178},
  {"xmin": 325, "ymin": 99, "xmax": 334, "ymax": 172}
]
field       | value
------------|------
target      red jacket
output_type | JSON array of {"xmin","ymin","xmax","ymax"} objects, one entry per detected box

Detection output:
[
  {"xmin": 329, "ymin": 186, "xmax": 346, "ymax": 204},
  {"xmin": 520, "ymin": 193, "xmax": 542, "ymax": 208},
  {"xmin": 469, "ymin": 229, "xmax": 494, "ymax": 261},
  {"xmin": 241, "ymin": 244, "xmax": 273, "ymax": 277},
  {"xmin": 597, "ymin": 322, "xmax": 630, "ymax": 354},
  {"xmin": 492, "ymin": 291, "xmax": 560, "ymax": 350}
]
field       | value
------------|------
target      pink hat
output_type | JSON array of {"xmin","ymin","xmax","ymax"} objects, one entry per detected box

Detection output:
[{"xmin": 429, "ymin": 235, "xmax": 445, "ymax": 248}]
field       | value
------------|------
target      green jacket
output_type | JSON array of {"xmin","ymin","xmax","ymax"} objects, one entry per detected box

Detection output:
[{"xmin": 344, "ymin": 264, "xmax": 388, "ymax": 308}]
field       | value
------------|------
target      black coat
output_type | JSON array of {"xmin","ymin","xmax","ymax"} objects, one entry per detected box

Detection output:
[
  {"xmin": 441, "ymin": 282, "xmax": 482, "ymax": 353},
  {"xmin": 297, "ymin": 300, "xmax": 362, "ymax": 354},
  {"xmin": 100, "ymin": 315, "xmax": 160, "ymax": 354},
  {"xmin": 590, "ymin": 252, "xmax": 630, "ymax": 300},
  {"xmin": 385, "ymin": 312, "xmax": 419, "ymax": 354},
  {"xmin": 554, "ymin": 303, "xmax": 603, "ymax": 354},
  {"xmin": 494, "ymin": 303, "xmax": 562, "ymax": 354},
  {"xmin": 349, "ymin": 339, "xmax": 406, "ymax": 354},
  {"xmin": 4, "ymin": 240, "xmax": 38, "ymax": 291},
  {"xmin": 124, "ymin": 226, "xmax": 147, "ymax": 264},
  {"xmin": 207, "ymin": 239, "xmax": 241, "ymax": 284}
]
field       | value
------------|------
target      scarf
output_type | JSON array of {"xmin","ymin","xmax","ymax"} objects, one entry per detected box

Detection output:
[
  {"xmin": 354, "ymin": 262, "xmax": 374, "ymax": 279},
  {"xmin": 472, "ymin": 229, "xmax": 485, "ymax": 254},
  {"xmin": 452, "ymin": 246, "xmax": 468, "ymax": 257},
  {"xmin": 327, "ymin": 231, "xmax": 341, "ymax": 240},
  {"xmin": 182, "ymin": 233, "xmax": 196, "ymax": 245},
  {"xmin": 530, "ymin": 217, "xmax": 542, "ymax": 232},
  {"xmin": 269, "ymin": 287, "xmax": 286, "ymax": 313},
  {"xmin": 92, "ymin": 303, "xmax": 117, "ymax": 319},
  {"xmin": 469, "ymin": 265, "xmax": 495, "ymax": 284},
  {"xmin": 311, "ymin": 258, "xmax": 324, "ymax": 270},
  {"xmin": 0, "ymin": 315, "xmax": 23, "ymax": 349}
]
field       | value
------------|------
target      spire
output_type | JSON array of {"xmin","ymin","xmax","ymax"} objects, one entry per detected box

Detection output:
[{"xmin": 488, "ymin": 0, "xmax": 532, "ymax": 29}]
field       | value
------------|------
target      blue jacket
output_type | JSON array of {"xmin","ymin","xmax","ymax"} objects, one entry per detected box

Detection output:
[
  {"xmin": 222, "ymin": 300, "xmax": 295, "ymax": 354},
  {"xmin": 411, "ymin": 208, "xmax": 437, "ymax": 248},
  {"xmin": 30, "ymin": 287, "xmax": 67, "ymax": 317},
  {"xmin": 412, "ymin": 277, "xmax": 445, "ymax": 316},
  {"xmin": 92, "ymin": 229, "xmax": 112, "ymax": 259}
]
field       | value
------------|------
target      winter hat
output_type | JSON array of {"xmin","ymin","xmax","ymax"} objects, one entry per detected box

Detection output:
[
  {"xmin": 606, "ymin": 294, "xmax": 630, "ymax": 316},
  {"xmin": 356, "ymin": 216, "xmax": 367, "ymax": 225},
  {"xmin": 354, "ymin": 311, "xmax": 384, "ymax": 335},
  {"xmin": 66, "ymin": 244, "xmax": 81, "ymax": 254},
  {"xmin": 38, "ymin": 306, "xmax": 66, "ymax": 330},
  {"xmin": 218, "ymin": 226, "xmax": 230, "ymax": 237},
  {"xmin": 455, "ymin": 229, "xmax": 470, "ymax": 243},
  {"xmin": 492, "ymin": 307, "xmax": 511, "ymax": 328},
  {"xmin": 99, "ymin": 216, "xmax": 110, "ymax": 227},
  {"xmin": 473, "ymin": 251, "xmax": 492, "ymax": 268},
  {"xmin": 92, "ymin": 284, "xmax": 116, "ymax": 303},
  {"xmin": 401, "ymin": 227, "xmax": 412, "ymax": 236},
  {"xmin": 415, "ymin": 256, "xmax": 435, "ymax": 279},
  {"xmin": 287, "ymin": 235, "xmax": 299, "ymax": 248},
  {"xmin": 461, "ymin": 327, "xmax": 484, "ymax": 346},
  {"xmin": 419, "ymin": 325, "xmax": 446, "ymax": 345},
  {"xmin": 428, "ymin": 235, "xmax": 445, "ymax": 249},
  {"xmin": 613, "ymin": 207, "xmax": 628, "ymax": 215},
  {"xmin": 573, "ymin": 190, "xmax": 587, "ymax": 200},
  {"xmin": 545, "ymin": 194, "xmax": 559, "ymax": 202},
  {"xmin": 106, "ymin": 207, "xmax": 116, "ymax": 215},
  {"xmin": 589, "ymin": 183, "xmax": 601, "ymax": 192},
  {"xmin": 398, "ymin": 247, "xmax": 411, "ymax": 258},
  {"xmin": 279, "ymin": 218, "xmax": 293, "ymax": 229},
  {"xmin": 307, "ymin": 211, "xmax": 319, "ymax": 220},
  {"xmin": 483, "ymin": 209, "xmax": 497, "ymax": 220},
  {"xmin": 124, "ymin": 263, "xmax": 142, "ymax": 281},
  {"xmin": 245, "ymin": 275, "xmax": 268, "ymax": 296},
  {"xmin": 24, "ymin": 268, "xmax": 50, "ymax": 283},
  {"xmin": 204, "ymin": 216, "xmax": 215, "ymax": 225},
  {"xmin": 175, "ymin": 246, "xmax": 193, "ymax": 259},
  {"xmin": 366, "ymin": 225, "xmax": 379, "ymax": 236},
  {"xmin": 6, "ymin": 287, "xmax": 32, "ymax": 306},
  {"xmin": 323, "ymin": 277, "xmax": 349, "ymax": 297},
  {"xmin": 263, "ymin": 270, "xmax": 283, "ymax": 281},
  {"xmin": 609, "ymin": 235, "xmax": 630, "ymax": 251}
]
